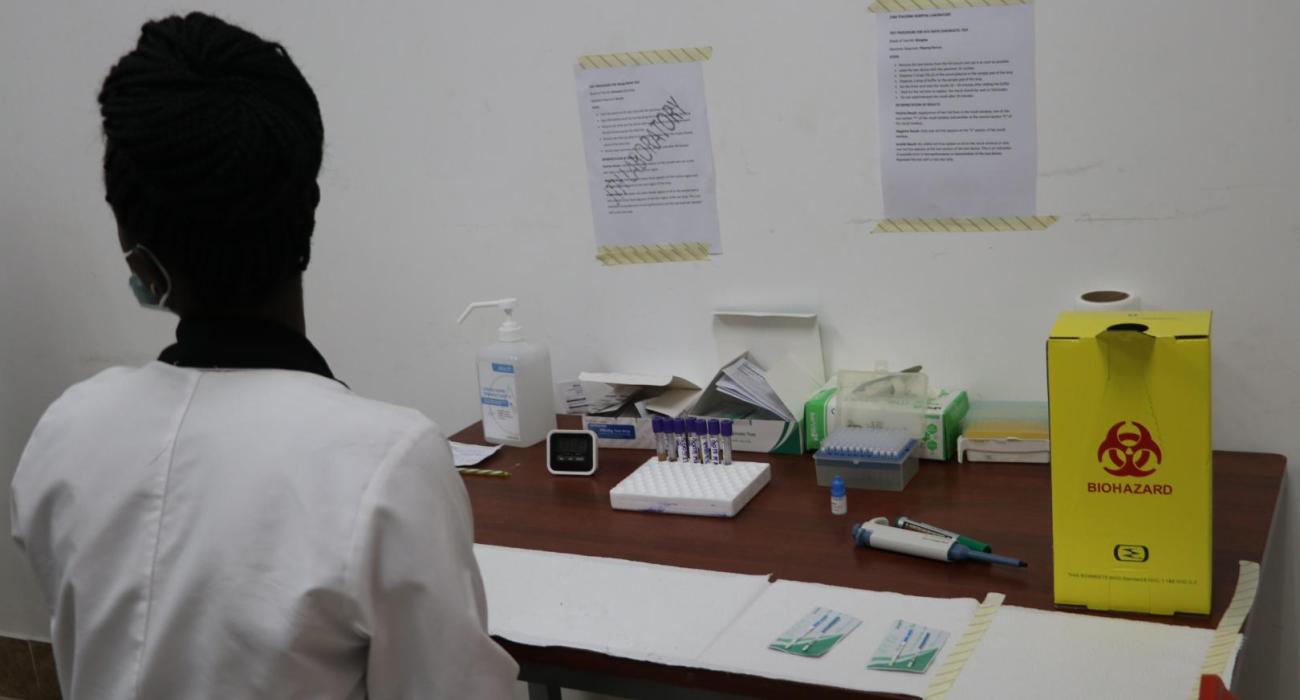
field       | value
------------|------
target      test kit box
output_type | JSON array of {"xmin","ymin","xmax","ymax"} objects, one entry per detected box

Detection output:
[
  {"xmin": 920, "ymin": 390, "xmax": 969, "ymax": 461},
  {"xmin": 575, "ymin": 373, "xmax": 700, "ymax": 450},
  {"xmin": 1047, "ymin": 311, "xmax": 1213, "ymax": 616},
  {"xmin": 803, "ymin": 380, "xmax": 838, "ymax": 452},
  {"xmin": 691, "ymin": 352, "xmax": 808, "ymax": 455},
  {"xmin": 691, "ymin": 312, "xmax": 826, "ymax": 455},
  {"xmin": 805, "ymin": 386, "xmax": 968, "ymax": 460}
]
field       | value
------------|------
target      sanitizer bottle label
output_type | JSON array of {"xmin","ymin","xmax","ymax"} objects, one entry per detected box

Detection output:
[{"xmin": 479, "ymin": 360, "xmax": 520, "ymax": 442}]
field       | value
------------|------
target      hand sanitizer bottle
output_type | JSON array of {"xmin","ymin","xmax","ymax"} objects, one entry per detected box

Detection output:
[{"xmin": 458, "ymin": 298, "xmax": 556, "ymax": 447}]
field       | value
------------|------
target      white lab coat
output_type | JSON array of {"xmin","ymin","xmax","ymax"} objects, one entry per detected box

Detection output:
[{"xmin": 11, "ymin": 362, "xmax": 518, "ymax": 699}]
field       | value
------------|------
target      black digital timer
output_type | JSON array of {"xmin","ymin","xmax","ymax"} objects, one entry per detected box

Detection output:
[{"xmin": 546, "ymin": 429, "xmax": 598, "ymax": 476}]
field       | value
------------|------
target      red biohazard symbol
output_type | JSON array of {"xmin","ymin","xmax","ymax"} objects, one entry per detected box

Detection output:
[{"xmin": 1097, "ymin": 421, "xmax": 1161, "ymax": 477}]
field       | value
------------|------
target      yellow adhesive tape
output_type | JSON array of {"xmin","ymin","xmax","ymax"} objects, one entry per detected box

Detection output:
[
  {"xmin": 926, "ymin": 592, "xmax": 1005, "ymax": 700},
  {"xmin": 596, "ymin": 242, "xmax": 711, "ymax": 265},
  {"xmin": 874, "ymin": 216, "xmax": 1058, "ymax": 233},
  {"xmin": 869, "ymin": 0, "xmax": 1031, "ymax": 13},
  {"xmin": 578, "ymin": 47, "xmax": 713, "ymax": 70},
  {"xmin": 1190, "ymin": 560, "xmax": 1260, "ymax": 698},
  {"xmin": 456, "ymin": 468, "xmax": 511, "ymax": 478}
]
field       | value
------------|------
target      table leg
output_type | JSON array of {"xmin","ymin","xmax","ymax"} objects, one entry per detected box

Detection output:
[{"xmin": 527, "ymin": 681, "xmax": 562, "ymax": 700}]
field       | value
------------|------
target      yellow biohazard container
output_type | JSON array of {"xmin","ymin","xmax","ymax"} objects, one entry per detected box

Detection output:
[{"xmin": 1047, "ymin": 311, "xmax": 1212, "ymax": 615}]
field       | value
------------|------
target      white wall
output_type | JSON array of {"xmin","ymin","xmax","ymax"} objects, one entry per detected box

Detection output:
[{"xmin": 2, "ymin": 1, "xmax": 1296, "ymax": 696}]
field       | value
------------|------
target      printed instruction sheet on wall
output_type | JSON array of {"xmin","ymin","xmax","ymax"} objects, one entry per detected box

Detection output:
[
  {"xmin": 576, "ymin": 59, "xmax": 721, "ymax": 253},
  {"xmin": 876, "ymin": 5, "xmax": 1037, "ymax": 219}
]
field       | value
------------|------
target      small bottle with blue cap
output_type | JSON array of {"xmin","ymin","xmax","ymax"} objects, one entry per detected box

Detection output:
[{"xmin": 830, "ymin": 474, "xmax": 847, "ymax": 515}]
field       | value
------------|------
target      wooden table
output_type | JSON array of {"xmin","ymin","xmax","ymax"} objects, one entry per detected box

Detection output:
[{"xmin": 454, "ymin": 417, "xmax": 1285, "ymax": 699}]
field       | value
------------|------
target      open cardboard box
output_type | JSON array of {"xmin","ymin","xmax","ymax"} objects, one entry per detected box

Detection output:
[
  {"xmin": 578, "ymin": 372, "xmax": 701, "ymax": 449},
  {"xmin": 578, "ymin": 312, "xmax": 825, "ymax": 455}
]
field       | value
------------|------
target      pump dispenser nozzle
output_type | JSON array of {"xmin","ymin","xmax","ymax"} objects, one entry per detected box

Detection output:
[{"xmin": 457, "ymin": 298, "xmax": 522, "ymax": 342}]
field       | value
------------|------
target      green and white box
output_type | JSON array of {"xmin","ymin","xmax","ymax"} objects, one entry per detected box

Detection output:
[
  {"xmin": 808, "ymin": 386, "xmax": 968, "ymax": 459},
  {"xmin": 920, "ymin": 389, "xmax": 969, "ymax": 461},
  {"xmin": 803, "ymin": 381, "xmax": 839, "ymax": 452}
]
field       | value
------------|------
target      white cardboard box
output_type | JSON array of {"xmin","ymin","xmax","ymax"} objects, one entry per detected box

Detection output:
[
  {"xmin": 579, "ymin": 312, "xmax": 826, "ymax": 455},
  {"xmin": 578, "ymin": 372, "xmax": 700, "ymax": 449},
  {"xmin": 690, "ymin": 312, "xmax": 825, "ymax": 455}
]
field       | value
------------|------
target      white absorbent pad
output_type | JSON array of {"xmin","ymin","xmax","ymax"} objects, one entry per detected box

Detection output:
[
  {"xmin": 473, "ymin": 544, "xmax": 770, "ymax": 665},
  {"xmin": 475, "ymin": 545, "xmax": 1235, "ymax": 698},
  {"xmin": 948, "ymin": 605, "xmax": 1218, "ymax": 699}
]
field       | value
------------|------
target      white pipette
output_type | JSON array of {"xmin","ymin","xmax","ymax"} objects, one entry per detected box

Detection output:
[{"xmin": 851, "ymin": 517, "xmax": 1027, "ymax": 568}]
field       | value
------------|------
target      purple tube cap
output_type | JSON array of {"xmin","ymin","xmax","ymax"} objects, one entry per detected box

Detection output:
[
  {"xmin": 720, "ymin": 420, "xmax": 733, "ymax": 436},
  {"xmin": 652, "ymin": 416, "xmax": 663, "ymax": 433},
  {"xmin": 673, "ymin": 418, "xmax": 686, "ymax": 432},
  {"xmin": 707, "ymin": 419, "xmax": 720, "ymax": 435}
]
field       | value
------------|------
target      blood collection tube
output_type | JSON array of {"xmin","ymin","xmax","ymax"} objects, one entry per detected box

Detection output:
[
  {"xmin": 653, "ymin": 416, "xmax": 669, "ymax": 461},
  {"xmin": 674, "ymin": 418, "xmax": 689, "ymax": 462},
  {"xmin": 707, "ymin": 419, "xmax": 721, "ymax": 464},
  {"xmin": 688, "ymin": 418, "xmax": 704, "ymax": 463},
  {"xmin": 721, "ymin": 420, "xmax": 733, "ymax": 464}
]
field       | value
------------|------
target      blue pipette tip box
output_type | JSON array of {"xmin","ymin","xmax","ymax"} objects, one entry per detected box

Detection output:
[{"xmin": 813, "ymin": 427, "xmax": 921, "ymax": 492}]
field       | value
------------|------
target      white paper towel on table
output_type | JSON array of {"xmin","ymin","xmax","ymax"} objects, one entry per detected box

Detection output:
[
  {"xmin": 475, "ymin": 546, "xmax": 1232, "ymax": 697},
  {"xmin": 474, "ymin": 544, "xmax": 770, "ymax": 665},
  {"xmin": 947, "ymin": 605, "xmax": 1214, "ymax": 699},
  {"xmin": 696, "ymin": 579, "xmax": 980, "ymax": 697}
]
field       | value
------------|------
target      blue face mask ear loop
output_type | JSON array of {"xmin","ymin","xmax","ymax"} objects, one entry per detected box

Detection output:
[{"xmin": 124, "ymin": 244, "xmax": 173, "ymax": 309}]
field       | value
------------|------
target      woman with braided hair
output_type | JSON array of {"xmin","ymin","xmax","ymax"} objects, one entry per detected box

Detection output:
[{"xmin": 11, "ymin": 12, "xmax": 517, "ymax": 699}]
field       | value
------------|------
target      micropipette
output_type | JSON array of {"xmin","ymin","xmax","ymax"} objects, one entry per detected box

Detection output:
[{"xmin": 851, "ymin": 518, "xmax": 1027, "ymax": 568}]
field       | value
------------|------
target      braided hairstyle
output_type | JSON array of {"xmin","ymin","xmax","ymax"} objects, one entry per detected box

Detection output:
[{"xmin": 99, "ymin": 12, "xmax": 323, "ymax": 309}]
